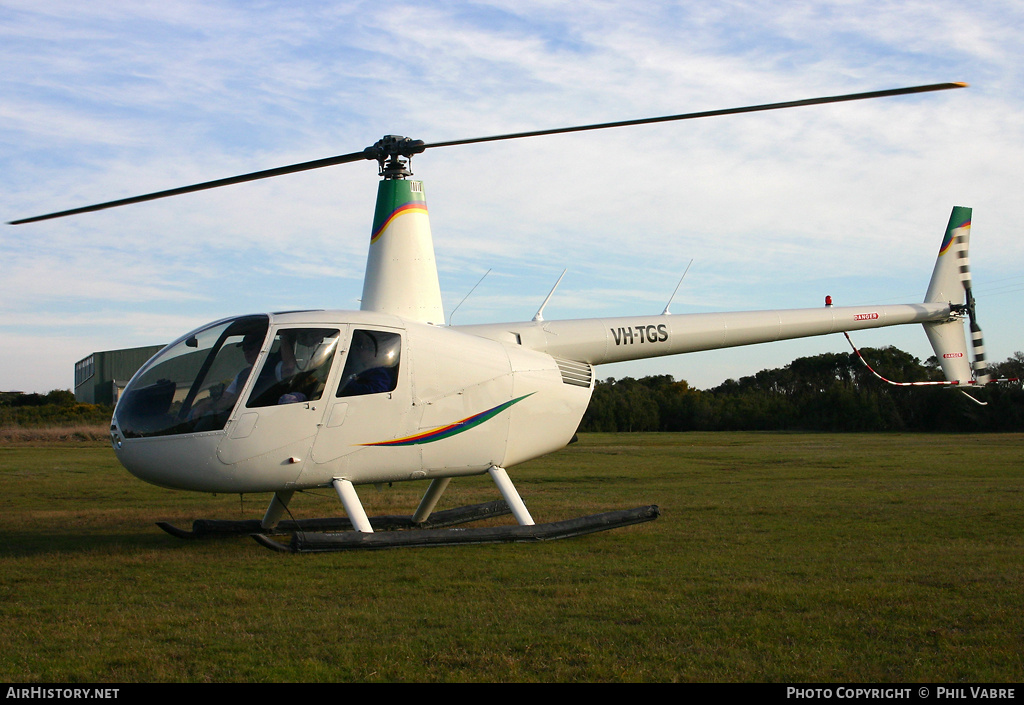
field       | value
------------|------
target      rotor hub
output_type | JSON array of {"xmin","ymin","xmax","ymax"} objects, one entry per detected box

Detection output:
[{"xmin": 363, "ymin": 135, "xmax": 425, "ymax": 179}]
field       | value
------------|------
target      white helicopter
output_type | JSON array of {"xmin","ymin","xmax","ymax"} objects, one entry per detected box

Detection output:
[{"xmin": 11, "ymin": 81, "xmax": 999, "ymax": 552}]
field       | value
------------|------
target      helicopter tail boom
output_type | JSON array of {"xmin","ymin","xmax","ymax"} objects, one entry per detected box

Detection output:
[
  {"xmin": 459, "ymin": 207, "xmax": 990, "ymax": 380},
  {"xmin": 458, "ymin": 302, "xmax": 952, "ymax": 367}
]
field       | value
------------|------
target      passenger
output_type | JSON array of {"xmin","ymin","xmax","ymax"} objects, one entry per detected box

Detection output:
[{"xmin": 337, "ymin": 331, "xmax": 394, "ymax": 397}]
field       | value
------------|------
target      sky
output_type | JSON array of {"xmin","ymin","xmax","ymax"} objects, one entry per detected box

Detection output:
[{"xmin": 2, "ymin": 0, "xmax": 1023, "ymax": 394}]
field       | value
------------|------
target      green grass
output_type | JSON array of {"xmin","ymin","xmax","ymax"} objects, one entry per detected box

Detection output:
[{"xmin": 1, "ymin": 432, "xmax": 1022, "ymax": 682}]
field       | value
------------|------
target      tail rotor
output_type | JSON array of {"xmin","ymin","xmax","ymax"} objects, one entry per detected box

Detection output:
[{"xmin": 955, "ymin": 232, "xmax": 991, "ymax": 384}]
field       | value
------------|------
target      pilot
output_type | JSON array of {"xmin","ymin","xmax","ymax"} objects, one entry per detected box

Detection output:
[
  {"xmin": 225, "ymin": 332, "xmax": 270, "ymax": 399},
  {"xmin": 190, "ymin": 331, "xmax": 299, "ymax": 419},
  {"xmin": 337, "ymin": 331, "xmax": 394, "ymax": 397},
  {"xmin": 244, "ymin": 332, "xmax": 301, "ymax": 404}
]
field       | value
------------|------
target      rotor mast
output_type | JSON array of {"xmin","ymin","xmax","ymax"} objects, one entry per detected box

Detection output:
[{"xmin": 360, "ymin": 136, "xmax": 444, "ymax": 325}]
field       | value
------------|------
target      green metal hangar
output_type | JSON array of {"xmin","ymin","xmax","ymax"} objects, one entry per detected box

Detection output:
[{"xmin": 74, "ymin": 345, "xmax": 165, "ymax": 405}]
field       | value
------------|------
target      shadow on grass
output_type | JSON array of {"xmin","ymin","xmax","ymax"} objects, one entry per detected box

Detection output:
[{"xmin": 0, "ymin": 526, "xmax": 253, "ymax": 558}]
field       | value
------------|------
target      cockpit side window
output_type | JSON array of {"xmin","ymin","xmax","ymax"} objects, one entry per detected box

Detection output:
[
  {"xmin": 337, "ymin": 330, "xmax": 401, "ymax": 397},
  {"xmin": 247, "ymin": 329, "xmax": 341, "ymax": 408}
]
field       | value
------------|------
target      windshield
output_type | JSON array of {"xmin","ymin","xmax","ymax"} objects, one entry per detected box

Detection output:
[{"xmin": 114, "ymin": 316, "xmax": 269, "ymax": 438}]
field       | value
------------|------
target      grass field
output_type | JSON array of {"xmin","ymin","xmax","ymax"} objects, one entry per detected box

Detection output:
[{"xmin": 1, "ymin": 431, "xmax": 1022, "ymax": 683}]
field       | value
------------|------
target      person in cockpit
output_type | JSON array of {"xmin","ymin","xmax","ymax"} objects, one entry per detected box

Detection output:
[
  {"xmin": 337, "ymin": 330, "xmax": 395, "ymax": 397},
  {"xmin": 190, "ymin": 331, "xmax": 298, "ymax": 418}
]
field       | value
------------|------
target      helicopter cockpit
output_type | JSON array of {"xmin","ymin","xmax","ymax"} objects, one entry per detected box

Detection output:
[{"xmin": 114, "ymin": 315, "xmax": 343, "ymax": 438}]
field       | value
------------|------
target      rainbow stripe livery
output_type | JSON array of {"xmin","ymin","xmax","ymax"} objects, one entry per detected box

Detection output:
[
  {"xmin": 360, "ymin": 178, "xmax": 444, "ymax": 325},
  {"xmin": 938, "ymin": 207, "xmax": 971, "ymax": 256},
  {"xmin": 362, "ymin": 394, "xmax": 534, "ymax": 447},
  {"xmin": 370, "ymin": 201, "xmax": 429, "ymax": 243}
]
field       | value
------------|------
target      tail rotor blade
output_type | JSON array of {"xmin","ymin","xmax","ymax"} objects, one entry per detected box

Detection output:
[
  {"xmin": 957, "ymin": 230, "xmax": 991, "ymax": 384},
  {"xmin": 966, "ymin": 291, "xmax": 990, "ymax": 384}
]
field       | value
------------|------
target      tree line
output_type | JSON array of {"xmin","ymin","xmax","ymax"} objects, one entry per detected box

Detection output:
[
  {"xmin": 580, "ymin": 347, "xmax": 1024, "ymax": 433},
  {"xmin": 0, "ymin": 390, "xmax": 112, "ymax": 428}
]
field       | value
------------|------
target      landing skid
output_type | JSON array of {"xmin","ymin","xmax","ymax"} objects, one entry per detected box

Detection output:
[
  {"xmin": 156, "ymin": 466, "xmax": 660, "ymax": 552},
  {"xmin": 156, "ymin": 499, "xmax": 512, "ymax": 539},
  {"xmin": 253, "ymin": 505, "xmax": 661, "ymax": 553}
]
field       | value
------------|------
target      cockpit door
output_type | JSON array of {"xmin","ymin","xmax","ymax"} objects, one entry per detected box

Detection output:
[
  {"xmin": 308, "ymin": 327, "xmax": 416, "ymax": 483},
  {"xmin": 217, "ymin": 327, "xmax": 343, "ymax": 482}
]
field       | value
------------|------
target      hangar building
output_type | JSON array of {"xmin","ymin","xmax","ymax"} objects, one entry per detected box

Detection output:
[{"xmin": 74, "ymin": 345, "xmax": 165, "ymax": 406}]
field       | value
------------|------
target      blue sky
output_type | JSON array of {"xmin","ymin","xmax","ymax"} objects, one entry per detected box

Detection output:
[{"xmin": 2, "ymin": 1, "xmax": 1023, "ymax": 394}]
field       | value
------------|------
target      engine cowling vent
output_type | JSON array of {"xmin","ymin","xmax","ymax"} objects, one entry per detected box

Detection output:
[{"xmin": 554, "ymin": 358, "xmax": 593, "ymax": 388}]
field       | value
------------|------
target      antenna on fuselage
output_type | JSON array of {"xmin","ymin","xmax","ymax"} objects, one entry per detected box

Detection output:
[
  {"xmin": 662, "ymin": 259, "xmax": 694, "ymax": 315},
  {"xmin": 533, "ymin": 269, "xmax": 567, "ymax": 322},
  {"xmin": 448, "ymin": 268, "xmax": 491, "ymax": 326}
]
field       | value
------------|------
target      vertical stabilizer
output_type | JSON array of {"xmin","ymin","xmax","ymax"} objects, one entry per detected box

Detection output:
[
  {"xmin": 924, "ymin": 206, "xmax": 972, "ymax": 305},
  {"xmin": 923, "ymin": 207, "xmax": 973, "ymax": 383},
  {"xmin": 360, "ymin": 179, "xmax": 445, "ymax": 325}
]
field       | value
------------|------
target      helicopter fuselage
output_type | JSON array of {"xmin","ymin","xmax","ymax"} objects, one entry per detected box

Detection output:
[{"xmin": 110, "ymin": 309, "xmax": 593, "ymax": 494}]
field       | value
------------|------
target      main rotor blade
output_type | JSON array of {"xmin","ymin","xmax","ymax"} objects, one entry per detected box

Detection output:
[
  {"xmin": 8, "ymin": 149, "xmax": 370, "ymax": 225},
  {"xmin": 9, "ymin": 81, "xmax": 965, "ymax": 225},
  {"xmin": 422, "ymin": 82, "xmax": 967, "ymax": 150}
]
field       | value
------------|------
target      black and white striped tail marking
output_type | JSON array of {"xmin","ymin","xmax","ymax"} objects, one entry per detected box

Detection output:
[{"xmin": 957, "ymin": 232, "xmax": 990, "ymax": 384}]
